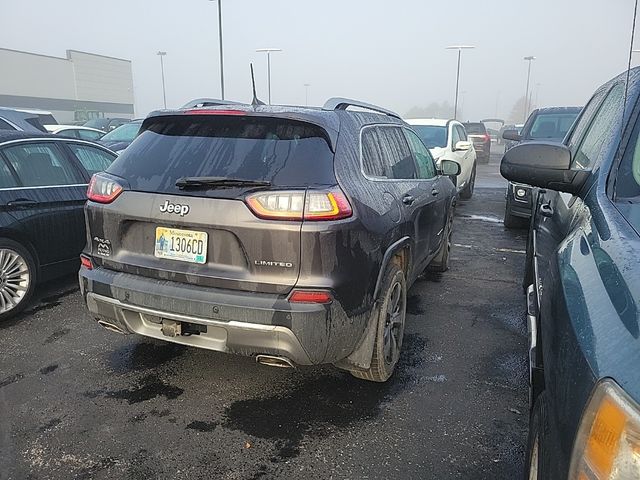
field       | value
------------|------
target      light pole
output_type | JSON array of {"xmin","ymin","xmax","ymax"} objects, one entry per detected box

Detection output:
[
  {"xmin": 256, "ymin": 48, "xmax": 282, "ymax": 105},
  {"xmin": 304, "ymin": 83, "xmax": 311, "ymax": 106},
  {"xmin": 209, "ymin": 0, "xmax": 225, "ymax": 99},
  {"xmin": 459, "ymin": 90, "xmax": 468, "ymax": 118},
  {"xmin": 523, "ymin": 56, "xmax": 536, "ymax": 122},
  {"xmin": 446, "ymin": 45, "xmax": 475, "ymax": 120},
  {"xmin": 534, "ymin": 83, "xmax": 542, "ymax": 110},
  {"xmin": 157, "ymin": 51, "xmax": 167, "ymax": 109}
]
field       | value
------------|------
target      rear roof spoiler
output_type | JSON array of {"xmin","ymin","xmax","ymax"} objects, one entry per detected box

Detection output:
[
  {"xmin": 181, "ymin": 98, "xmax": 243, "ymax": 109},
  {"xmin": 323, "ymin": 97, "xmax": 401, "ymax": 120}
]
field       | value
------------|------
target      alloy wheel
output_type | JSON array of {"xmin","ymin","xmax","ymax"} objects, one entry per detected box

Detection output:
[
  {"xmin": 0, "ymin": 248, "xmax": 30, "ymax": 314},
  {"xmin": 383, "ymin": 280, "xmax": 405, "ymax": 365}
]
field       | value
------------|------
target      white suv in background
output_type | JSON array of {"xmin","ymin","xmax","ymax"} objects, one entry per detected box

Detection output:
[{"xmin": 406, "ymin": 118, "xmax": 477, "ymax": 199}]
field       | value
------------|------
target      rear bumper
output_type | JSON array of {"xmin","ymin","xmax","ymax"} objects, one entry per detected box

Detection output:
[{"xmin": 79, "ymin": 266, "xmax": 357, "ymax": 366}]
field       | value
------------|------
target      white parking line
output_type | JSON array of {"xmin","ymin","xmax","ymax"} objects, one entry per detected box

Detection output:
[{"xmin": 495, "ymin": 248, "xmax": 526, "ymax": 255}]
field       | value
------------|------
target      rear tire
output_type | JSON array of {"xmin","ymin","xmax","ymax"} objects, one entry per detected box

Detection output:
[
  {"xmin": 428, "ymin": 209, "xmax": 453, "ymax": 273},
  {"xmin": 350, "ymin": 263, "xmax": 406, "ymax": 383},
  {"xmin": 459, "ymin": 164, "xmax": 476, "ymax": 200},
  {"xmin": 0, "ymin": 239, "xmax": 37, "ymax": 322}
]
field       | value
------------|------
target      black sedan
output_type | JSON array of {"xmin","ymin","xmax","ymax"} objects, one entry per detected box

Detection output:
[
  {"xmin": 0, "ymin": 131, "xmax": 117, "ymax": 320},
  {"xmin": 502, "ymin": 68, "xmax": 640, "ymax": 479}
]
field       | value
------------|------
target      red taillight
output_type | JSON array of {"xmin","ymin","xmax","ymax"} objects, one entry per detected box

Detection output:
[
  {"xmin": 184, "ymin": 109, "xmax": 246, "ymax": 115},
  {"xmin": 87, "ymin": 174, "xmax": 123, "ymax": 204},
  {"xmin": 288, "ymin": 290, "xmax": 333, "ymax": 304},
  {"xmin": 245, "ymin": 188, "xmax": 352, "ymax": 221},
  {"xmin": 484, "ymin": 134, "xmax": 491, "ymax": 142},
  {"xmin": 80, "ymin": 255, "xmax": 93, "ymax": 270}
]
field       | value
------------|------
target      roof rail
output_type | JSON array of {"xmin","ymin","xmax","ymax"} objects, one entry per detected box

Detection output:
[
  {"xmin": 181, "ymin": 98, "xmax": 243, "ymax": 109},
  {"xmin": 323, "ymin": 97, "xmax": 401, "ymax": 120}
]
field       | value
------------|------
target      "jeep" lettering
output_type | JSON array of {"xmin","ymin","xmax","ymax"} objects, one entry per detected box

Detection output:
[{"xmin": 160, "ymin": 200, "xmax": 190, "ymax": 216}]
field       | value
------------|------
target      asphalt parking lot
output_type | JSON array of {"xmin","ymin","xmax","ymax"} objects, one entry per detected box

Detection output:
[{"xmin": 0, "ymin": 145, "xmax": 529, "ymax": 480}]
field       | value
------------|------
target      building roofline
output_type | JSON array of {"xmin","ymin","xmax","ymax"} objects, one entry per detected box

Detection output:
[
  {"xmin": 0, "ymin": 47, "xmax": 131, "ymax": 64},
  {"xmin": 0, "ymin": 47, "xmax": 68, "ymax": 62},
  {"xmin": 66, "ymin": 49, "xmax": 131, "ymax": 63}
]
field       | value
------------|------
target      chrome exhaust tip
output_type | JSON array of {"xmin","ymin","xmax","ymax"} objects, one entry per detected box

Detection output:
[
  {"xmin": 97, "ymin": 319, "xmax": 126, "ymax": 334},
  {"xmin": 255, "ymin": 355, "xmax": 295, "ymax": 369}
]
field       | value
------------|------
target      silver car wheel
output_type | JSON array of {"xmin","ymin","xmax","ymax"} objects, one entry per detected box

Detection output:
[{"xmin": 0, "ymin": 248, "xmax": 30, "ymax": 314}]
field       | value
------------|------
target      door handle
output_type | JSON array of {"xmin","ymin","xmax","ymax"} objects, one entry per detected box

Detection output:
[
  {"xmin": 540, "ymin": 203, "xmax": 554, "ymax": 218},
  {"xmin": 402, "ymin": 195, "xmax": 415, "ymax": 205},
  {"xmin": 431, "ymin": 189, "xmax": 440, "ymax": 196},
  {"xmin": 7, "ymin": 198, "xmax": 37, "ymax": 207}
]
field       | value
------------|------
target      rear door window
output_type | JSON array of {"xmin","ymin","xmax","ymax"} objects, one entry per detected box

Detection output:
[
  {"xmin": 0, "ymin": 159, "xmax": 19, "ymax": 188},
  {"xmin": 379, "ymin": 126, "xmax": 417, "ymax": 180},
  {"xmin": 57, "ymin": 129, "xmax": 80, "ymax": 139},
  {"xmin": 78, "ymin": 129, "xmax": 104, "ymax": 141},
  {"xmin": 67, "ymin": 143, "xmax": 116, "ymax": 176},
  {"xmin": 2, "ymin": 143, "xmax": 84, "ymax": 187},
  {"xmin": 108, "ymin": 116, "xmax": 336, "ymax": 193},
  {"xmin": 362, "ymin": 126, "xmax": 387, "ymax": 178}
]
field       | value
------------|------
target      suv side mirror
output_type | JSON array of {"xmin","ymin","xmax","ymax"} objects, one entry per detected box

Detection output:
[
  {"xmin": 440, "ymin": 159, "xmax": 461, "ymax": 176},
  {"xmin": 502, "ymin": 130, "xmax": 522, "ymax": 142},
  {"xmin": 500, "ymin": 142, "xmax": 589, "ymax": 195},
  {"xmin": 454, "ymin": 140, "xmax": 472, "ymax": 151}
]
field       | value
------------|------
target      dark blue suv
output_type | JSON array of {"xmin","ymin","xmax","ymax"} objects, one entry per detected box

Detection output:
[{"xmin": 501, "ymin": 69, "xmax": 640, "ymax": 478}]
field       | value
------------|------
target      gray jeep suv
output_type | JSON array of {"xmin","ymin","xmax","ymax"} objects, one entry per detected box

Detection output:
[{"xmin": 79, "ymin": 98, "xmax": 459, "ymax": 382}]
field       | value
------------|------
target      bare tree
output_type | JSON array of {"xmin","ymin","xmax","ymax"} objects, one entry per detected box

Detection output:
[{"xmin": 405, "ymin": 101, "xmax": 460, "ymax": 120}]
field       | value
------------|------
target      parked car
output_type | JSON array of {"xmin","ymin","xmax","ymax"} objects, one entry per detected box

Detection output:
[
  {"xmin": 501, "ymin": 68, "xmax": 640, "ymax": 479},
  {"xmin": 83, "ymin": 117, "xmax": 130, "ymax": 133},
  {"xmin": 502, "ymin": 123, "xmax": 523, "ymax": 151},
  {"xmin": 463, "ymin": 122, "xmax": 491, "ymax": 164},
  {"xmin": 79, "ymin": 98, "xmax": 460, "ymax": 382},
  {"xmin": 14, "ymin": 109, "xmax": 57, "ymax": 126},
  {"xmin": 0, "ymin": 132, "xmax": 117, "ymax": 320},
  {"xmin": 98, "ymin": 119, "xmax": 142, "ymax": 153},
  {"xmin": 406, "ymin": 118, "xmax": 477, "ymax": 199},
  {"xmin": 44, "ymin": 125, "xmax": 105, "ymax": 141},
  {"xmin": 502, "ymin": 107, "xmax": 582, "ymax": 228},
  {"xmin": 0, "ymin": 107, "xmax": 47, "ymax": 133}
]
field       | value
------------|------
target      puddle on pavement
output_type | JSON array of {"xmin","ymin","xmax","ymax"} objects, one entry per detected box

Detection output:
[
  {"xmin": 108, "ymin": 340, "xmax": 187, "ymax": 373},
  {"xmin": 222, "ymin": 333, "xmax": 428, "ymax": 462},
  {"xmin": 85, "ymin": 374, "xmax": 184, "ymax": 404}
]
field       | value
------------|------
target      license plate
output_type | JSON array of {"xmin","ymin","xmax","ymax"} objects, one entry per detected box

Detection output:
[{"xmin": 154, "ymin": 227, "xmax": 208, "ymax": 264}]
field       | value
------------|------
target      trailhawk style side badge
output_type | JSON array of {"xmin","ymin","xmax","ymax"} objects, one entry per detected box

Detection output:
[{"xmin": 159, "ymin": 200, "xmax": 190, "ymax": 216}]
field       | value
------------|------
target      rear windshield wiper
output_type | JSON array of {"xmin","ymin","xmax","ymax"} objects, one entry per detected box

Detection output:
[{"xmin": 175, "ymin": 177, "xmax": 271, "ymax": 189}]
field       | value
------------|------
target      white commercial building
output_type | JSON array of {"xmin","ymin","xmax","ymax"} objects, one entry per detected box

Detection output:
[{"xmin": 0, "ymin": 48, "xmax": 134, "ymax": 124}]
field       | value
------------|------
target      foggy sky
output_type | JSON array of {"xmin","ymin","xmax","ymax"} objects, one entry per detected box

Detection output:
[{"xmin": 0, "ymin": 0, "xmax": 636, "ymax": 120}]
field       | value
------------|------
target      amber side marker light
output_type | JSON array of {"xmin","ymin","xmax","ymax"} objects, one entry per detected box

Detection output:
[{"xmin": 569, "ymin": 379, "xmax": 640, "ymax": 479}]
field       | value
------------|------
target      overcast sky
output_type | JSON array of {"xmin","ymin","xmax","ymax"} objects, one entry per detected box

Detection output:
[{"xmin": 0, "ymin": 0, "xmax": 636, "ymax": 120}]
